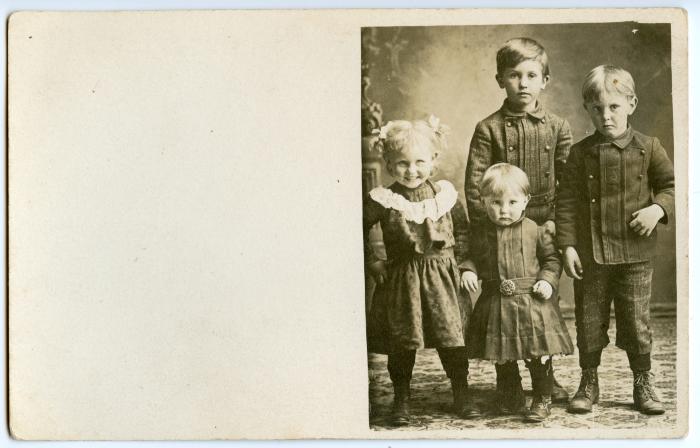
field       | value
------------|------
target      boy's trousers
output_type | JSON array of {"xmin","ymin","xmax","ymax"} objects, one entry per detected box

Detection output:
[{"xmin": 573, "ymin": 259, "xmax": 653, "ymax": 356}]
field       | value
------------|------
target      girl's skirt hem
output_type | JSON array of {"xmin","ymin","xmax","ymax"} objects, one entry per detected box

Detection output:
[
  {"xmin": 366, "ymin": 256, "xmax": 471, "ymax": 355},
  {"xmin": 367, "ymin": 342, "xmax": 467, "ymax": 356},
  {"xmin": 468, "ymin": 352, "xmax": 573, "ymax": 363},
  {"xmin": 467, "ymin": 289, "xmax": 574, "ymax": 361}
]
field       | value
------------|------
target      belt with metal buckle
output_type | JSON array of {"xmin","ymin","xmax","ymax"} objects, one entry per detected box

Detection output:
[{"xmin": 485, "ymin": 277, "xmax": 537, "ymax": 296}]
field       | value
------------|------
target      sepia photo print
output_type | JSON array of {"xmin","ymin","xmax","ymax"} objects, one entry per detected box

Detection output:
[{"xmin": 361, "ymin": 21, "xmax": 682, "ymax": 434}]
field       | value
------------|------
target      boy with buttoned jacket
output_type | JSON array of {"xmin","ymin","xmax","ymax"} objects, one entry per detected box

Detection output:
[{"xmin": 556, "ymin": 65, "xmax": 674, "ymax": 416}]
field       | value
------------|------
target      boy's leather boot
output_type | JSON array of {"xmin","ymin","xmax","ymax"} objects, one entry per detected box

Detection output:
[
  {"xmin": 567, "ymin": 367, "xmax": 599, "ymax": 414},
  {"xmin": 495, "ymin": 362, "xmax": 526, "ymax": 414},
  {"xmin": 451, "ymin": 379, "xmax": 481, "ymax": 419},
  {"xmin": 633, "ymin": 370, "xmax": 665, "ymax": 415},
  {"xmin": 524, "ymin": 359, "xmax": 553, "ymax": 423},
  {"xmin": 391, "ymin": 381, "xmax": 411, "ymax": 426}
]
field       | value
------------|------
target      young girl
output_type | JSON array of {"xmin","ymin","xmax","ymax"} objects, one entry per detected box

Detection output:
[
  {"xmin": 364, "ymin": 117, "xmax": 477, "ymax": 425},
  {"xmin": 461, "ymin": 163, "xmax": 574, "ymax": 422}
]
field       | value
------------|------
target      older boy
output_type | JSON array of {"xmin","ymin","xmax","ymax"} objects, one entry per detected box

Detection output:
[
  {"xmin": 556, "ymin": 65, "xmax": 674, "ymax": 415},
  {"xmin": 465, "ymin": 37, "xmax": 572, "ymax": 413}
]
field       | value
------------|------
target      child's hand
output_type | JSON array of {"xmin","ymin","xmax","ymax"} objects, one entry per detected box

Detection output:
[
  {"xmin": 368, "ymin": 260, "xmax": 387, "ymax": 285},
  {"xmin": 532, "ymin": 280, "xmax": 553, "ymax": 301},
  {"xmin": 544, "ymin": 220, "xmax": 556, "ymax": 236},
  {"xmin": 461, "ymin": 271, "xmax": 479, "ymax": 293},
  {"xmin": 563, "ymin": 246, "xmax": 583, "ymax": 280},
  {"xmin": 629, "ymin": 204, "xmax": 665, "ymax": 237}
]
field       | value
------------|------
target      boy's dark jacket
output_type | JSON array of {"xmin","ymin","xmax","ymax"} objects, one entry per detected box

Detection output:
[
  {"xmin": 465, "ymin": 101, "xmax": 572, "ymax": 226},
  {"xmin": 556, "ymin": 127, "xmax": 675, "ymax": 264}
]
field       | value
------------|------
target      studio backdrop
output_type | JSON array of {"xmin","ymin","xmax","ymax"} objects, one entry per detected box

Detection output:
[{"xmin": 361, "ymin": 22, "xmax": 675, "ymax": 314}]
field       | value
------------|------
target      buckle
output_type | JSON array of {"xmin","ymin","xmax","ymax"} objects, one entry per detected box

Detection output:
[{"xmin": 500, "ymin": 279, "xmax": 516, "ymax": 296}]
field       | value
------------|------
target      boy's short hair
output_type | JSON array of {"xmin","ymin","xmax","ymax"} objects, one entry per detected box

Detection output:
[
  {"xmin": 496, "ymin": 37, "xmax": 550, "ymax": 77},
  {"xmin": 582, "ymin": 65, "xmax": 636, "ymax": 103},
  {"xmin": 480, "ymin": 163, "xmax": 530, "ymax": 198}
]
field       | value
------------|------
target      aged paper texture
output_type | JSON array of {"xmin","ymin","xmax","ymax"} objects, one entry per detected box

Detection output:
[{"xmin": 7, "ymin": 8, "xmax": 687, "ymax": 440}]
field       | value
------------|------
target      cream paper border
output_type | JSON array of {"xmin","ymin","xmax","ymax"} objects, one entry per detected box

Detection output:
[{"xmin": 7, "ymin": 8, "xmax": 688, "ymax": 440}]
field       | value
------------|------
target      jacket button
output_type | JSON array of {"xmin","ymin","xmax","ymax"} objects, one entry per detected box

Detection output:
[
  {"xmin": 506, "ymin": 122, "xmax": 512, "ymax": 127},
  {"xmin": 641, "ymin": 150, "xmax": 646, "ymax": 155},
  {"xmin": 541, "ymin": 118, "xmax": 546, "ymax": 123},
  {"xmin": 545, "ymin": 171, "xmax": 550, "ymax": 177},
  {"xmin": 589, "ymin": 174, "xmax": 594, "ymax": 179},
  {"xmin": 545, "ymin": 144, "xmax": 551, "ymax": 150},
  {"xmin": 508, "ymin": 146, "xmax": 514, "ymax": 151},
  {"xmin": 639, "ymin": 174, "xmax": 644, "ymax": 178},
  {"xmin": 591, "ymin": 198, "xmax": 596, "ymax": 203}
]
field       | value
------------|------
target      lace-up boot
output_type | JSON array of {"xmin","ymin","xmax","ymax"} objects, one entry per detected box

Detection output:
[
  {"xmin": 524, "ymin": 358, "xmax": 553, "ymax": 422},
  {"xmin": 525, "ymin": 394, "xmax": 552, "ymax": 423},
  {"xmin": 451, "ymin": 379, "xmax": 481, "ymax": 419},
  {"xmin": 567, "ymin": 367, "xmax": 599, "ymax": 414},
  {"xmin": 495, "ymin": 362, "xmax": 526, "ymax": 414},
  {"xmin": 391, "ymin": 381, "xmax": 411, "ymax": 426},
  {"xmin": 633, "ymin": 370, "xmax": 665, "ymax": 415}
]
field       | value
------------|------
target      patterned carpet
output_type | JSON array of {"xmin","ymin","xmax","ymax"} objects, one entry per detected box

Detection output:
[{"xmin": 368, "ymin": 316, "xmax": 677, "ymax": 431}]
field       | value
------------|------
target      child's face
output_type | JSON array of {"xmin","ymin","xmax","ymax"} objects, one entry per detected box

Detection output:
[
  {"xmin": 497, "ymin": 60, "xmax": 549, "ymax": 112},
  {"xmin": 483, "ymin": 187, "xmax": 529, "ymax": 226},
  {"xmin": 584, "ymin": 91, "xmax": 638, "ymax": 139},
  {"xmin": 386, "ymin": 143, "xmax": 434, "ymax": 189}
]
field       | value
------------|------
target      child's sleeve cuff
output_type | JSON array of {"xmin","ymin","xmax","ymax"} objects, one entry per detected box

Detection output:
[
  {"xmin": 556, "ymin": 235, "xmax": 577, "ymax": 249},
  {"xmin": 458, "ymin": 260, "xmax": 477, "ymax": 275},
  {"xmin": 652, "ymin": 199, "xmax": 673, "ymax": 225},
  {"xmin": 536, "ymin": 271, "xmax": 559, "ymax": 290}
]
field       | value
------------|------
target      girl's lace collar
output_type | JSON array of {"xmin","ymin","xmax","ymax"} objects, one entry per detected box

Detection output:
[{"xmin": 369, "ymin": 180, "xmax": 457, "ymax": 224}]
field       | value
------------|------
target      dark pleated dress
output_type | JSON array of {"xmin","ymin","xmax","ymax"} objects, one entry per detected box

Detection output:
[
  {"xmin": 363, "ymin": 180, "xmax": 472, "ymax": 355},
  {"xmin": 464, "ymin": 216, "xmax": 574, "ymax": 361}
]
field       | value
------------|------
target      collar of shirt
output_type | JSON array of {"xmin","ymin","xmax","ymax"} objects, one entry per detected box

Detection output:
[
  {"xmin": 499, "ymin": 99, "xmax": 546, "ymax": 120},
  {"xmin": 592, "ymin": 126, "xmax": 635, "ymax": 149}
]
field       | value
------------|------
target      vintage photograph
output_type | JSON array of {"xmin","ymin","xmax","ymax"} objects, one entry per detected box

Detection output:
[
  {"xmin": 361, "ymin": 22, "xmax": 679, "ymax": 432},
  {"xmin": 7, "ymin": 8, "xmax": 688, "ymax": 442}
]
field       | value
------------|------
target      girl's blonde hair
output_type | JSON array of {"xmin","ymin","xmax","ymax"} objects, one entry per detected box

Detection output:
[
  {"xmin": 374, "ymin": 117, "xmax": 449, "ymax": 161},
  {"xmin": 480, "ymin": 163, "xmax": 530, "ymax": 198},
  {"xmin": 582, "ymin": 65, "xmax": 636, "ymax": 103}
]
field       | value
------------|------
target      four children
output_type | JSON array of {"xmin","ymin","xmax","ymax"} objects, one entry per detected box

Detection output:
[{"xmin": 364, "ymin": 38, "xmax": 675, "ymax": 425}]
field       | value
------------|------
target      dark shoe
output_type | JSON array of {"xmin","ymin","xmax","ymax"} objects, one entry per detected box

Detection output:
[
  {"xmin": 552, "ymin": 374, "xmax": 569, "ymax": 403},
  {"xmin": 633, "ymin": 371, "xmax": 665, "ymax": 415},
  {"xmin": 495, "ymin": 362, "xmax": 526, "ymax": 414},
  {"xmin": 451, "ymin": 379, "xmax": 481, "ymax": 419},
  {"xmin": 567, "ymin": 368, "xmax": 599, "ymax": 414},
  {"xmin": 524, "ymin": 395, "xmax": 552, "ymax": 423},
  {"xmin": 524, "ymin": 358, "xmax": 553, "ymax": 422},
  {"xmin": 391, "ymin": 381, "xmax": 411, "ymax": 426},
  {"xmin": 503, "ymin": 378, "xmax": 527, "ymax": 414}
]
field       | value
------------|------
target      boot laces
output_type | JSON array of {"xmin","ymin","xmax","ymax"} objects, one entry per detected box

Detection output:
[
  {"xmin": 634, "ymin": 371, "xmax": 660, "ymax": 402},
  {"xmin": 531, "ymin": 395, "xmax": 551, "ymax": 412},
  {"xmin": 574, "ymin": 369, "xmax": 597, "ymax": 399}
]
